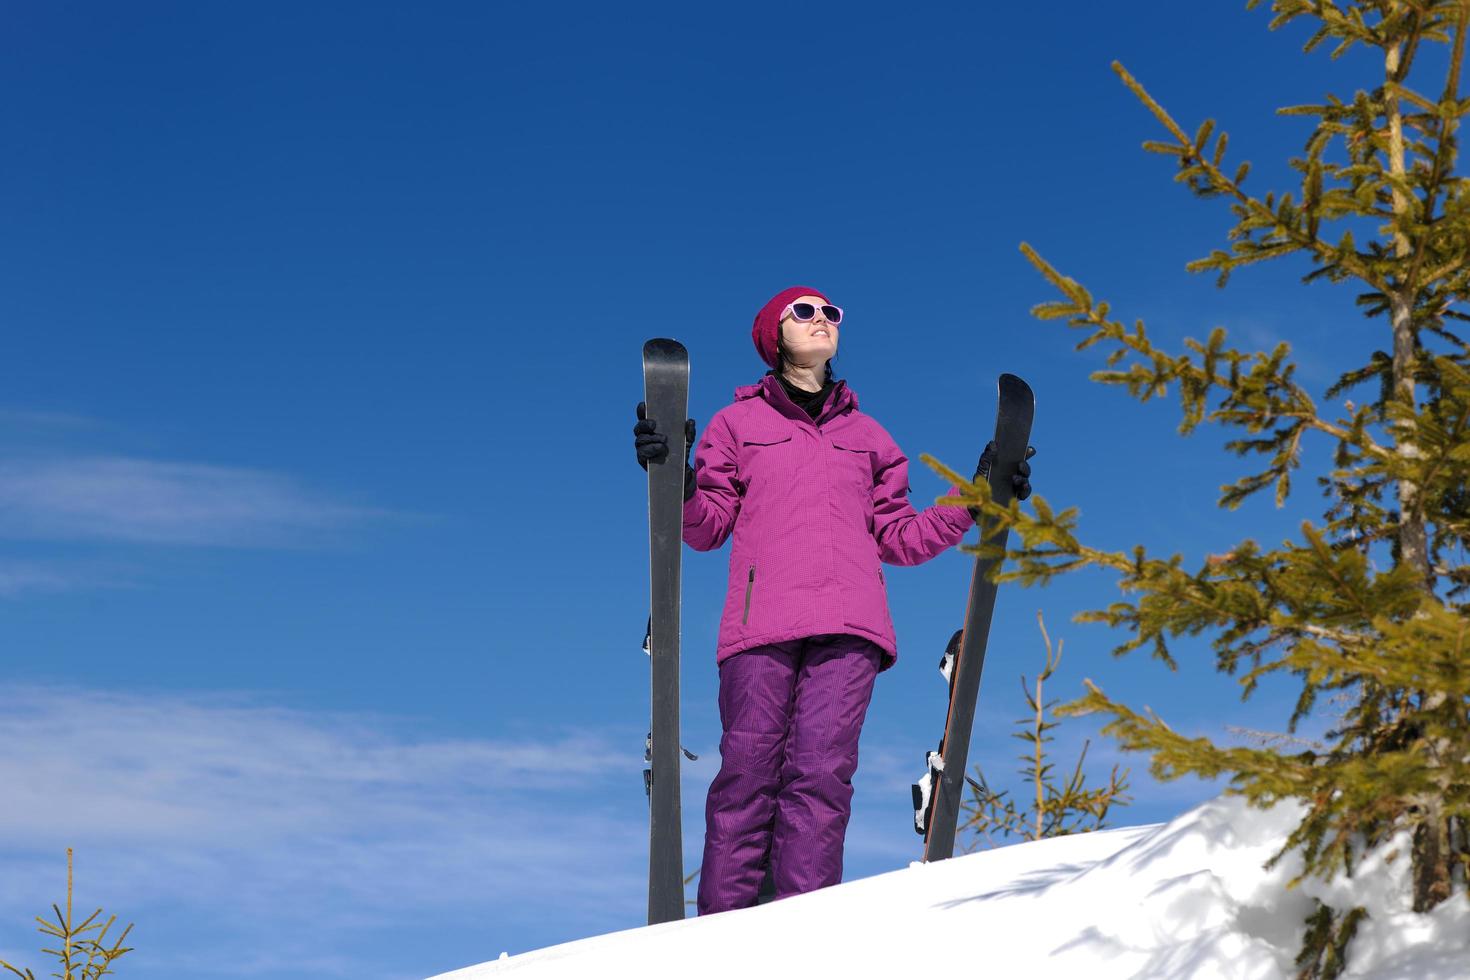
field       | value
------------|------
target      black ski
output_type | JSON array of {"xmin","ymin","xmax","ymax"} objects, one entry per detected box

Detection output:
[
  {"xmin": 642, "ymin": 338, "xmax": 689, "ymax": 924},
  {"xmin": 914, "ymin": 373, "xmax": 1035, "ymax": 862}
]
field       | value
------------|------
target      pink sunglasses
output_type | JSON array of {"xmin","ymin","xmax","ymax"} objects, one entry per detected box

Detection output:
[{"xmin": 781, "ymin": 301, "xmax": 843, "ymax": 325}]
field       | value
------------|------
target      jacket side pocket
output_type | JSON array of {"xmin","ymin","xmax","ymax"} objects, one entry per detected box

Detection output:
[{"xmin": 742, "ymin": 565, "xmax": 756, "ymax": 625}]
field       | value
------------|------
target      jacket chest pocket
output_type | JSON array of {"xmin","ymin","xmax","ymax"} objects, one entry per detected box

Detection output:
[
  {"xmin": 829, "ymin": 437, "xmax": 877, "ymax": 493},
  {"xmin": 737, "ymin": 431, "xmax": 794, "ymax": 488}
]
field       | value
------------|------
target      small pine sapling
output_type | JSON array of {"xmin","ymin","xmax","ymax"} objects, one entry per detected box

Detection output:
[
  {"xmin": 0, "ymin": 849, "xmax": 134, "ymax": 980},
  {"xmin": 958, "ymin": 611, "xmax": 1131, "ymax": 851}
]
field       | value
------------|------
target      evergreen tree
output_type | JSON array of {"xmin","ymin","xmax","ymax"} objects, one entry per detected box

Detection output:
[{"xmin": 927, "ymin": 2, "xmax": 1470, "ymax": 974}]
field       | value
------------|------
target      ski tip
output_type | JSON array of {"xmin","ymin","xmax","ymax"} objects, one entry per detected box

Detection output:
[
  {"xmin": 643, "ymin": 338, "xmax": 688, "ymax": 360},
  {"xmin": 997, "ymin": 373, "xmax": 1033, "ymax": 397}
]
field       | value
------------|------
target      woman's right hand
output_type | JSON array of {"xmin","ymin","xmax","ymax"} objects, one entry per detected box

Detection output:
[
  {"xmin": 635, "ymin": 403, "xmax": 698, "ymax": 500},
  {"xmin": 634, "ymin": 401, "xmax": 669, "ymax": 469},
  {"xmin": 634, "ymin": 403, "xmax": 697, "ymax": 467}
]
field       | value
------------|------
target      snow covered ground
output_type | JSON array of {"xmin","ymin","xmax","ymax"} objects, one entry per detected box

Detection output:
[{"xmin": 428, "ymin": 794, "xmax": 1470, "ymax": 980}]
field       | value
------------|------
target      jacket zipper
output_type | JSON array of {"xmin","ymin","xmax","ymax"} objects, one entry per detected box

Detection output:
[{"xmin": 742, "ymin": 566, "xmax": 756, "ymax": 625}]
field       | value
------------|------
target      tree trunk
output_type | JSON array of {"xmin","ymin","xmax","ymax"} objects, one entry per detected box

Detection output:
[{"xmin": 1386, "ymin": 27, "xmax": 1454, "ymax": 911}]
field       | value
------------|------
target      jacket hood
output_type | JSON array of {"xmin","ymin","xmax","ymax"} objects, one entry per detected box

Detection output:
[{"xmin": 734, "ymin": 374, "xmax": 859, "ymax": 426}]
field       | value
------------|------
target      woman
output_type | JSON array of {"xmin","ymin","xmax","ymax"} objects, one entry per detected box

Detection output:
[{"xmin": 633, "ymin": 285, "xmax": 1034, "ymax": 914}]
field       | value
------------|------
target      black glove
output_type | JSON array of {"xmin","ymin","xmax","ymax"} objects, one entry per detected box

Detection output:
[
  {"xmin": 969, "ymin": 441, "xmax": 1036, "ymax": 520},
  {"xmin": 634, "ymin": 402, "xmax": 697, "ymax": 500}
]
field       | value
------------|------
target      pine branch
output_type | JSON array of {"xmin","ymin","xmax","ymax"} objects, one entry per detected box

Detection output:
[
  {"xmin": 1110, "ymin": 60, "xmax": 1388, "ymax": 290},
  {"xmin": 1018, "ymin": 243, "xmax": 1404, "ymax": 514}
]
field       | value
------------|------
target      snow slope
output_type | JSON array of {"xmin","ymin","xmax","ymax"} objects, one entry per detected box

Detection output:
[{"xmin": 428, "ymin": 794, "xmax": 1470, "ymax": 980}]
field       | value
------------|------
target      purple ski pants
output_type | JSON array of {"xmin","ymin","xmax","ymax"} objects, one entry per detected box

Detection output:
[{"xmin": 697, "ymin": 633, "xmax": 882, "ymax": 915}]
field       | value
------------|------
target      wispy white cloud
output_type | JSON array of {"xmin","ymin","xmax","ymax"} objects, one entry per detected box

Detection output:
[
  {"xmin": 0, "ymin": 686, "xmax": 649, "ymax": 979},
  {"xmin": 0, "ymin": 408, "xmax": 101, "ymax": 431},
  {"xmin": 0, "ymin": 558, "xmax": 138, "ymax": 597},
  {"xmin": 0, "ymin": 560, "xmax": 86, "ymax": 596},
  {"xmin": 0, "ymin": 456, "xmax": 386, "ymax": 546}
]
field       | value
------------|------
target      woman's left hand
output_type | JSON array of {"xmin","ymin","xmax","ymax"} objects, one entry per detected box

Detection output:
[{"xmin": 974, "ymin": 441, "xmax": 1036, "ymax": 501}]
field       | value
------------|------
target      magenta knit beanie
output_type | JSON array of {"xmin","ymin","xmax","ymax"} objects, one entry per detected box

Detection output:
[{"xmin": 752, "ymin": 285, "xmax": 830, "ymax": 368}]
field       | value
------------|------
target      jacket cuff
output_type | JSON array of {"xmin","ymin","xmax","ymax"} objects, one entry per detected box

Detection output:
[
  {"xmin": 682, "ymin": 486, "xmax": 705, "ymax": 525},
  {"xmin": 941, "ymin": 485, "xmax": 978, "ymax": 532}
]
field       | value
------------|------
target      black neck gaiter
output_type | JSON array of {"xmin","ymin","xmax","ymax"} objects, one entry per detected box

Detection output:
[{"xmin": 775, "ymin": 371, "xmax": 835, "ymax": 420}]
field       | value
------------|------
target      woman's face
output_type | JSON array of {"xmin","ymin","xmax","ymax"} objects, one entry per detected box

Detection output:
[{"xmin": 779, "ymin": 293, "xmax": 839, "ymax": 365}]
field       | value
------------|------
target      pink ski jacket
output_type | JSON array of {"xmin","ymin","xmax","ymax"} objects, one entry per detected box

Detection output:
[{"xmin": 682, "ymin": 374, "xmax": 974, "ymax": 670}]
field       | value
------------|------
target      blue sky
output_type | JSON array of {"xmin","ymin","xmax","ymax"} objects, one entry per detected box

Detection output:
[{"xmin": 0, "ymin": 3, "xmax": 1407, "ymax": 978}]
